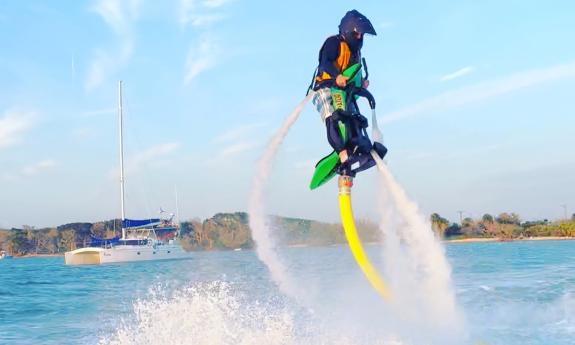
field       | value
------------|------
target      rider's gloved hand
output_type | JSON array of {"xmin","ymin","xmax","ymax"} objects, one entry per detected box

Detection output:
[
  {"xmin": 336, "ymin": 75, "xmax": 349, "ymax": 87},
  {"xmin": 338, "ymin": 150, "xmax": 349, "ymax": 163},
  {"xmin": 357, "ymin": 114, "xmax": 368, "ymax": 128},
  {"xmin": 362, "ymin": 79, "xmax": 369, "ymax": 88}
]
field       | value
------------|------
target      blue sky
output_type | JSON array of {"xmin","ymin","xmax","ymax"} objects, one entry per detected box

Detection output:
[{"xmin": 1, "ymin": 0, "xmax": 574, "ymax": 228}]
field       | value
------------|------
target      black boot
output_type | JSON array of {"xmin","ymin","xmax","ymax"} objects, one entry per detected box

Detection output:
[
  {"xmin": 336, "ymin": 159, "xmax": 356, "ymax": 177},
  {"xmin": 373, "ymin": 142, "xmax": 387, "ymax": 159}
]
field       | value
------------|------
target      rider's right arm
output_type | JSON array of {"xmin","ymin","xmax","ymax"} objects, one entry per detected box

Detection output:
[{"xmin": 318, "ymin": 36, "xmax": 341, "ymax": 84}]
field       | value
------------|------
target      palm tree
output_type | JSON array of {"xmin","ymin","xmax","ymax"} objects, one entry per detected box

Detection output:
[{"xmin": 430, "ymin": 213, "xmax": 450, "ymax": 238}]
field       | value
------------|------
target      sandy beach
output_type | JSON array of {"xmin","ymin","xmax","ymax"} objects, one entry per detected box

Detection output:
[{"xmin": 446, "ymin": 236, "xmax": 575, "ymax": 244}]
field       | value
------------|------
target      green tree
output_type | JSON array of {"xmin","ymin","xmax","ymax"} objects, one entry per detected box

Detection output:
[
  {"xmin": 444, "ymin": 223, "xmax": 462, "ymax": 238},
  {"xmin": 496, "ymin": 212, "xmax": 521, "ymax": 225},
  {"xmin": 482, "ymin": 214, "xmax": 494, "ymax": 223},
  {"xmin": 9, "ymin": 229, "xmax": 30, "ymax": 255},
  {"xmin": 58, "ymin": 230, "xmax": 76, "ymax": 252},
  {"xmin": 496, "ymin": 223, "xmax": 518, "ymax": 239},
  {"xmin": 460, "ymin": 217, "xmax": 484, "ymax": 236},
  {"xmin": 47, "ymin": 229, "xmax": 59, "ymax": 253},
  {"xmin": 430, "ymin": 213, "xmax": 450, "ymax": 238},
  {"xmin": 480, "ymin": 214, "xmax": 497, "ymax": 237}
]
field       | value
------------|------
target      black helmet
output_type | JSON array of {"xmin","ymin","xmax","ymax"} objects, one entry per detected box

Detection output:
[{"xmin": 338, "ymin": 10, "xmax": 377, "ymax": 36}]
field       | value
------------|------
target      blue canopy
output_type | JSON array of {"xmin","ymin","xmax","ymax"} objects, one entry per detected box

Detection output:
[
  {"xmin": 90, "ymin": 235, "xmax": 120, "ymax": 247},
  {"xmin": 122, "ymin": 218, "xmax": 161, "ymax": 229}
]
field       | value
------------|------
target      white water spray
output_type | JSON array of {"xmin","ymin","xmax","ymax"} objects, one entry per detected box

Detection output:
[
  {"xmin": 246, "ymin": 95, "xmax": 464, "ymax": 342},
  {"xmin": 99, "ymin": 282, "xmax": 296, "ymax": 345},
  {"xmin": 100, "ymin": 281, "xmax": 407, "ymax": 345},
  {"xmin": 374, "ymin": 155, "xmax": 460, "ymax": 325},
  {"xmin": 370, "ymin": 111, "xmax": 463, "ymax": 335},
  {"xmin": 248, "ymin": 93, "xmax": 314, "ymax": 299}
]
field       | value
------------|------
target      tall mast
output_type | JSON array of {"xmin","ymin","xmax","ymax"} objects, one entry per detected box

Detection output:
[{"xmin": 118, "ymin": 81, "xmax": 126, "ymax": 239}]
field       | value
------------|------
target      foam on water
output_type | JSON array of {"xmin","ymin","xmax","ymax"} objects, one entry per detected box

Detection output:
[
  {"xmin": 464, "ymin": 285, "xmax": 575, "ymax": 344},
  {"xmin": 99, "ymin": 281, "xmax": 295, "ymax": 345},
  {"xmin": 4, "ymin": 242, "xmax": 575, "ymax": 344},
  {"xmin": 98, "ymin": 281, "xmax": 407, "ymax": 345}
]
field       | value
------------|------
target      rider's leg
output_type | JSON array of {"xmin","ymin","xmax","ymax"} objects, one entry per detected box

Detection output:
[
  {"xmin": 325, "ymin": 115, "xmax": 347, "ymax": 155},
  {"xmin": 312, "ymin": 88, "xmax": 334, "ymax": 123},
  {"xmin": 313, "ymin": 88, "xmax": 349, "ymax": 162}
]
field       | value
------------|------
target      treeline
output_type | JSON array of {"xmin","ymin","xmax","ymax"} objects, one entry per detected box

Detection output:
[
  {"xmin": 178, "ymin": 212, "xmax": 379, "ymax": 251},
  {"xmin": 0, "ymin": 220, "xmax": 121, "ymax": 256},
  {"xmin": 430, "ymin": 212, "xmax": 575, "ymax": 239},
  {"xmin": 0, "ymin": 212, "xmax": 380, "ymax": 256},
  {"xmin": 2, "ymin": 211, "xmax": 573, "ymax": 256}
]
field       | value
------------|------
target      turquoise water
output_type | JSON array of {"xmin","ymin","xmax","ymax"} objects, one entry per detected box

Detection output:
[{"xmin": 1, "ymin": 240, "xmax": 574, "ymax": 344}]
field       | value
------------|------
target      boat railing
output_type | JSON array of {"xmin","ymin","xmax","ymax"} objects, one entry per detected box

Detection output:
[{"xmin": 70, "ymin": 225, "xmax": 179, "ymax": 250}]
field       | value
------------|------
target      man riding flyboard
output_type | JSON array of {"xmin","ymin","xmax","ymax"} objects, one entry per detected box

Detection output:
[{"xmin": 308, "ymin": 10, "xmax": 387, "ymax": 190}]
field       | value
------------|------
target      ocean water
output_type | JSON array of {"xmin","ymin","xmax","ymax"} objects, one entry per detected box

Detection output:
[{"xmin": 1, "ymin": 240, "xmax": 574, "ymax": 345}]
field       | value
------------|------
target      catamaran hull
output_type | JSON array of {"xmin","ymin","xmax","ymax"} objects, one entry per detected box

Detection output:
[{"xmin": 64, "ymin": 244, "xmax": 190, "ymax": 265}]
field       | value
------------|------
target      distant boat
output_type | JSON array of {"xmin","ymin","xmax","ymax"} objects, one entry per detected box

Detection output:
[
  {"xmin": 0, "ymin": 250, "xmax": 13, "ymax": 260},
  {"xmin": 65, "ymin": 81, "xmax": 189, "ymax": 265}
]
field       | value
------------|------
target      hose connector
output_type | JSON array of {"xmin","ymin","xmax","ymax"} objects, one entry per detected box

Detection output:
[{"xmin": 338, "ymin": 175, "xmax": 353, "ymax": 195}]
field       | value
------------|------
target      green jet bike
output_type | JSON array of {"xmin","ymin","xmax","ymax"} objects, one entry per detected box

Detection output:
[{"xmin": 310, "ymin": 61, "xmax": 387, "ymax": 190}]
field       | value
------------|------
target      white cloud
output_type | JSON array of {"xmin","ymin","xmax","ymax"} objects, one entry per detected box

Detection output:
[
  {"xmin": 85, "ymin": 0, "xmax": 141, "ymax": 90},
  {"xmin": 179, "ymin": 0, "xmax": 234, "ymax": 83},
  {"xmin": 202, "ymin": 0, "xmax": 233, "ymax": 8},
  {"xmin": 179, "ymin": 0, "xmax": 230, "ymax": 28},
  {"xmin": 189, "ymin": 13, "xmax": 226, "ymax": 26},
  {"xmin": 131, "ymin": 142, "xmax": 180, "ymax": 166},
  {"xmin": 206, "ymin": 120, "xmax": 266, "ymax": 166},
  {"xmin": 1, "ymin": 172, "xmax": 17, "ymax": 181},
  {"xmin": 440, "ymin": 66, "xmax": 475, "ymax": 82},
  {"xmin": 399, "ymin": 144, "xmax": 500, "ymax": 163},
  {"xmin": 213, "ymin": 122, "xmax": 267, "ymax": 143},
  {"xmin": 179, "ymin": 0, "xmax": 196, "ymax": 27},
  {"xmin": 294, "ymin": 159, "xmax": 316, "ymax": 170},
  {"xmin": 378, "ymin": 21, "xmax": 394, "ymax": 30},
  {"xmin": 86, "ymin": 46, "xmax": 133, "ymax": 91},
  {"xmin": 124, "ymin": 142, "xmax": 180, "ymax": 176},
  {"xmin": 204, "ymin": 140, "xmax": 259, "ymax": 167},
  {"xmin": 219, "ymin": 141, "xmax": 257, "ymax": 158},
  {"xmin": 384, "ymin": 60, "xmax": 575, "ymax": 124},
  {"xmin": 71, "ymin": 127, "xmax": 96, "ymax": 141},
  {"xmin": 184, "ymin": 34, "xmax": 220, "ymax": 84},
  {"xmin": 21, "ymin": 160, "xmax": 56, "ymax": 176},
  {"xmin": 107, "ymin": 142, "xmax": 180, "ymax": 178},
  {"xmin": 91, "ymin": 0, "xmax": 141, "ymax": 35},
  {"xmin": 0, "ymin": 109, "xmax": 35, "ymax": 149},
  {"xmin": 247, "ymin": 97, "xmax": 284, "ymax": 116},
  {"xmin": 82, "ymin": 108, "xmax": 116, "ymax": 117},
  {"xmin": 2, "ymin": 159, "xmax": 56, "ymax": 181}
]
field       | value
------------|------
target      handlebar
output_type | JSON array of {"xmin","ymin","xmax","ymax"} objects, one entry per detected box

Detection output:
[
  {"xmin": 338, "ymin": 61, "xmax": 376, "ymax": 110},
  {"xmin": 339, "ymin": 83, "xmax": 376, "ymax": 110}
]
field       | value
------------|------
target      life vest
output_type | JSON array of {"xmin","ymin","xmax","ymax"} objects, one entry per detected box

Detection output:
[{"xmin": 315, "ymin": 36, "xmax": 353, "ymax": 85}]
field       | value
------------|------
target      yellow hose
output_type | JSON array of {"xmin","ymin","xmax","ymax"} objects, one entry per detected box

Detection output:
[{"xmin": 338, "ymin": 177, "xmax": 391, "ymax": 300}]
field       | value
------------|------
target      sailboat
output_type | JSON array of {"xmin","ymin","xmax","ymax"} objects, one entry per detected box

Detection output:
[{"xmin": 64, "ymin": 81, "xmax": 189, "ymax": 265}]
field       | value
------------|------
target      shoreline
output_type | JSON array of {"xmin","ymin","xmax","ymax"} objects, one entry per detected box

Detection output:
[
  {"xmin": 445, "ymin": 236, "xmax": 575, "ymax": 244},
  {"xmin": 4, "ymin": 236, "xmax": 575, "ymax": 258},
  {"xmin": 10, "ymin": 254, "xmax": 64, "ymax": 259}
]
